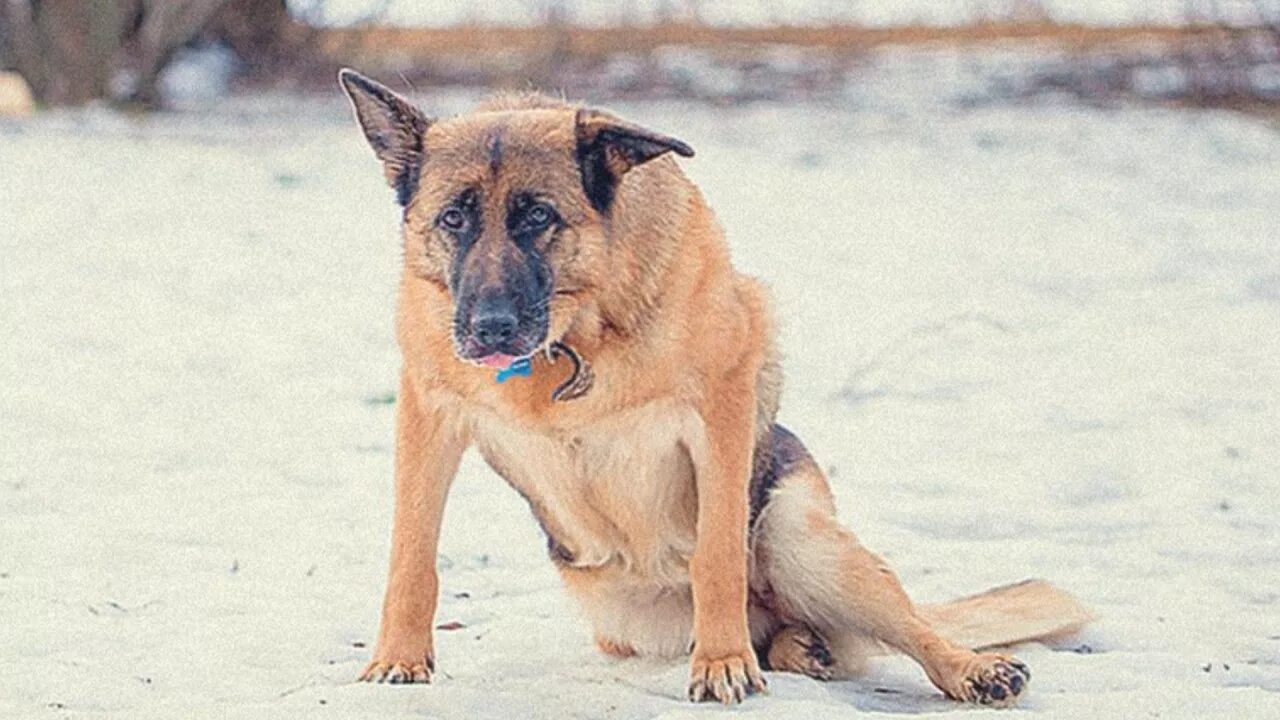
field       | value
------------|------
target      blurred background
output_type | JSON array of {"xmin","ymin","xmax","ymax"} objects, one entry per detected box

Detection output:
[{"xmin": 1, "ymin": 0, "xmax": 1279, "ymax": 113}]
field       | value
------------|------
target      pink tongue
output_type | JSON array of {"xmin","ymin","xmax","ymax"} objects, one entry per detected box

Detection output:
[{"xmin": 478, "ymin": 353, "xmax": 516, "ymax": 369}]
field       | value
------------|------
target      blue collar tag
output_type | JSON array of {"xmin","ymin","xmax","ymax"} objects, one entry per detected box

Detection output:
[{"xmin": 495, "ymin": 356, "xmax": 533, "ymax": 383}]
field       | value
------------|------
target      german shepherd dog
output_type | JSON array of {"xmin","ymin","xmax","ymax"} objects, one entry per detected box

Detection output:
[{"xmin": 338, "ymin": 69, "xmax": 1090, "ymax": 707}]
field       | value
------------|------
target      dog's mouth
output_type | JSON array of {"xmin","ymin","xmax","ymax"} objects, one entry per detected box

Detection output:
[
  {"xmin": 456, "ymin": 320, "xmax": 595, "ymax": 402},
  {"xmin": 471, "ymin": 351, "xmax": 524, "ymax": 369},
  {"xmin": 454, "ymin": 322, "xmax": 547, "ymax": 369}
]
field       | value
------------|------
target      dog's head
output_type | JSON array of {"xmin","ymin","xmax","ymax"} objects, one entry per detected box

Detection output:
[{"xmin": 339, "ymin": 69, "xmax": 693, "ymax": 368}]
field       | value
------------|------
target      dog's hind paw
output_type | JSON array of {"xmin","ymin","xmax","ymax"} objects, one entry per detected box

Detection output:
[
  {"xmin": 953, "ymin": 654, "xmax": 1029, "ymax": 708},
  {"xmin": 765, "ymin": 625, "xmax": 835, "ymax": 680}
]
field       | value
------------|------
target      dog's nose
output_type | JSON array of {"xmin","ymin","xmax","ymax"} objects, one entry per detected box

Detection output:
[{"xmin": 472, "ymin": 309, "xmax": 518, "ymax": 348}]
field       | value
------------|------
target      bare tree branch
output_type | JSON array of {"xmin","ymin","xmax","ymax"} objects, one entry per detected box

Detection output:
[
  {"xmin": 130, "ymin": 0, "xmax": 234, "ymax": 106},
  {"xmin": 0, "ymin": 0, "xmax": 49, "ymax": 98}
]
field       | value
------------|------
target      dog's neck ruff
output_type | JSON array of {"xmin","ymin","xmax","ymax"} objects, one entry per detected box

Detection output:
[{"xmin": 492, "ymin": 341, "xmax": 594, "ymax": 402}]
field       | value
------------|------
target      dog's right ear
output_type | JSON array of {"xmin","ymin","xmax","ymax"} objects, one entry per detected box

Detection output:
[
  {"xmin": 338, "ymin": 68, "xmax": 432, "ymax": 206},
  {"xmin": 575, "ymin": 108, "xmax": 694, "ymax": 214}
]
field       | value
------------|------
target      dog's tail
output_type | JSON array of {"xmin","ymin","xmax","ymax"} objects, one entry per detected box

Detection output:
[{"xmin": 917, "ymin": 579, "xmax": 1092, "ymax": 650}]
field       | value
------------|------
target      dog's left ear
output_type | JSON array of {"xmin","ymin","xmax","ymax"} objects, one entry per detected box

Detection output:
[
  {"xmin": 575, "ymin": 108, "xmax": 694, "ymax": 213},
  {"xmin": 338, "ymin": 68, "xmax": 433, "ymax": 206}
]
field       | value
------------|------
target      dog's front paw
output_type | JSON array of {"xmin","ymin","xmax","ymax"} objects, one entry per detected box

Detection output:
[
  {"xmin": 952, "ymin": 653, "xmax": 1029, "ymax": 708},
  {"xmin": 358, "ymin": 644, "xmax": 435, "ymax": 684},
  {"xmin": 687, "ymin": 647, "xmax": 767, "ymax": 704}
]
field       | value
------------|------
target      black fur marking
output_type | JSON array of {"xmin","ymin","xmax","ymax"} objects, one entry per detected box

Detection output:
[
  {"xmin": 749, "ymin": 424, "xmax": 809, "ymax": 528},
  {"xmin": 573, "ymin": 109, "xmax": 694, "ymax": 214},
  {"xmin": 575, "ymin": 134, "xmax": 616, "ymax": 214},
  {"xmin": 547, "ymin": 537, "xmax": 575, "ymax": 565},
  {"xmin": 505, "ymin": 192, "xmax": 561, "ymax": 250},
  {"xmin": 444, "ymin": 188, "xmax": 483, "ymax": 296},
  {"xmin": 597, "ymin": 127, "xmax": 694, "ymax": 165},
  {"xmin": 448, "ymin": 187, "xmax": 553, "ymax": 355},
  {"xmin": 805, "ymin": 636, "xmax": 835, "ymax": 668},
  {"xmin": 486, "ymin": 128, "xmax": 505, "ymax": 175},
  {"xmin": 393, "ymin": 148, "xmax": 421, "ymax": 207},
  {"xmin": 503, "ymin": 236, "xmax": 553, "ymax": 324},
  {"xmin": 754, "ymin": 641, "xmax": 773, "ymax": 669},
  {"xmin": 338, "ymin": 70, "xmax": 431, "ymax": 208}
]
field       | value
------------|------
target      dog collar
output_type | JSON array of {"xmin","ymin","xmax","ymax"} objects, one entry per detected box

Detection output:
[{"xmin": 491, "ymin": 341, "xmax": 593, "ymax": 402}]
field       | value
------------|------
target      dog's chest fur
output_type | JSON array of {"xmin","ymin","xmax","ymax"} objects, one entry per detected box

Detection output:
[{"xmin": 470, "ymin": 400, "xmax": 702, "ymax": 588}]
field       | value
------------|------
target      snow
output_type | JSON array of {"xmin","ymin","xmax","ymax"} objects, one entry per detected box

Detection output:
[
  {"xmin": 292, "ymin": 0, "xmax": 1273, "ymax": 28},
  {"xmin": 3, "ymin": 60, "xmax": 1280, "ymax": 718}
]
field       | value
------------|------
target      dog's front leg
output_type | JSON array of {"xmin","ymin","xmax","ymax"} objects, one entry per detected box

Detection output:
[
  {"xmin": 359, "ymin": 371, "xmax": 467, "ymax": 684},
  {"xmin": 686, "ymin": 377, "xmax": 767, "ymax": 704}
]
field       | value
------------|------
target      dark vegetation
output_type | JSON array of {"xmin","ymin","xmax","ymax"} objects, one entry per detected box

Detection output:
[{"xmin": 1, "ymin": 0, "xmax": 1277, "ymax": 112}]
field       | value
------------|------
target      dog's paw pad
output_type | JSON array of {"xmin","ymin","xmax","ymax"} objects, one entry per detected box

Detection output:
[{"xmin": 959, "ymin": 656, "xmax": 1029, "ymax": 708}]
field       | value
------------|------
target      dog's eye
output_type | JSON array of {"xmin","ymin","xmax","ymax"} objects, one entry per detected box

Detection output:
[
  {"xmin": 526, "ymin": 203, "xmax": 555, "ymax": 229},
  {"xmin": 438, "ymin": 208, "xmax": 467, "ymax": 232}
]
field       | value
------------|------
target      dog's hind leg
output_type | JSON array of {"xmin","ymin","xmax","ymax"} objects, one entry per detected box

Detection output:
[{"xmin": 750, "ymin": 427, "xmax": 1030, "ymax": 707}]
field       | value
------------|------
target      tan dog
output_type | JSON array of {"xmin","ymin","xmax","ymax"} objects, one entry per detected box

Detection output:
[{"xmin": 338, "ymin": 69, "xmax": 1090, "ymax": 707}]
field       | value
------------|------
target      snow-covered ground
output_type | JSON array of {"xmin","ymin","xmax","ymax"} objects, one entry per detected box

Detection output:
[
  {"xmin": 294, "ymin": 0, "xmax": 1273, "ymax": 28},
  {"xmin": 3, "ymin": 69, "xmax": 1280, "ymax": 718}
]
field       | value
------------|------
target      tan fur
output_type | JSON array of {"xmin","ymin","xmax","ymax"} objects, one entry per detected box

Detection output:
[
  {"xmin": 919, "ymin": 579, "xmax": 1094, "ymax": 651},
  {"xmin": 340, "ymin": 73, "xmax": 1089, "ymax": 706}
]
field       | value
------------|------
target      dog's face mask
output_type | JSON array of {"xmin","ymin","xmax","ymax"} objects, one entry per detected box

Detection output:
[{"xmin": 339, "ymin": 70, "xmax": 692, "ymax": 367}]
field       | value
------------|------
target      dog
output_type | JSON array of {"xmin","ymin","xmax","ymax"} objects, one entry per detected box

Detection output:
[{"xmin": 338, "ymin": 68, "xmax": 1091, "ymax": 707}]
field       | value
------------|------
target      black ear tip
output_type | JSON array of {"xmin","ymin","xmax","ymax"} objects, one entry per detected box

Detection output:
[
  {"xmin": 337, "ymin": 68, "xmax": 378, "ymax": 97},
  {"xmin": 672, "ymin": 140, "xmax": 695, "ymax": 158}
]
